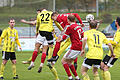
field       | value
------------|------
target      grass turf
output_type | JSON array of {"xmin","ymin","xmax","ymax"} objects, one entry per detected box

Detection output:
[{"xmin": 0, "ymin": 51, "xmax": 120, "ymax": 80}]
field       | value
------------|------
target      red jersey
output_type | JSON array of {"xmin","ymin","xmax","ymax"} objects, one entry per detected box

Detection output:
[
  {"xmin": 56, "ymin": 13, "xmax": 83, "ymax": 29},
  {"xmin": 62, "ymin": 23, "xmax": 84, "ymax": 51}
]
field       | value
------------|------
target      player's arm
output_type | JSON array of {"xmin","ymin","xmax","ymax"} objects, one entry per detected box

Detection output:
[
  {"xmin": 54, "ymin": 21, "xmax": 63, "ymax": 31},
  {"xmin": 15, "ymin": 31, "xmax": 22, "ymax": 51},
  {"xmin": 103, "ymin": 37, "xmax": 115, "ymax": 57},
  {"xmin": 107, "ymin": 43, "xmax": 114, "ymax": 57},
  {"xmin": 81, "ymin": 37, "xmax": 87, "ymax": 57},
  {"xmin": 21, "ymin": 19, "xmax": 36, "ymax": 25},
  {"xmin": 0, "ymin": 29, "xmax": 7, "ymax": 45},
  {"xmin": 109, "ymin": 40, "xmax": 117, "ymax": 46},
  {"xmin": 72, "ymin": 13, "xmax": 84, "ymax": 27},
  {"xmin": 60, "ymin": 26, "xmax": 71, "ymax": 42},
  {"xmin": 111, "ymin": 32, "xmax": 120, "ymax": 46},
  {"xmin": 81, "ymin": 32, "xmax": 87, "ymax": 57}
]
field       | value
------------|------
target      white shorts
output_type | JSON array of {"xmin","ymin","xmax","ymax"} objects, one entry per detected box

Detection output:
[
  {"xmin": 63, "ymin": 49, "xmax": 81, "ymax": 59},
  {"xmin": 35, "ymin": 34, "xmax": 48, "ymax": 46}
]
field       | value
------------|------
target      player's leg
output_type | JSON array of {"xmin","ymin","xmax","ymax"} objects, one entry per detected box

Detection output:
[
  {"xmin": 46, "ymin": 43, "xmax": 59, "ymax": 80},
  {"xmin": 62, "ymin": 58, "xmax": 73, "ymax": 80},
  {"xmin": 47, "ymin": 35, "xmax": 61, "ymax": 62},
  {"xmin": 0, "ymin": 60, "xmax": 7, "ymax": 80},
  {"xmin": 10, "ymin": 52, "xmax": 18, "ymax": 79},
  {"xmin": 0, "ymin": 51, "xmax": 9, "ymax": 79},
  {"xmin": 81, "ymin": 58, "xmax": 92, "ymax": 80},
  {"xmin": 57, "ymin": 38, "xmax": 71, "ymax": 56},
  {"xmin": 38, "ymin": 45, "xmax": 48, "ymax": 73},
  {"xmin": 81, "ymin": 66, "xmax": 89, "ymax": 80},
  {"xmin": 62, "ymin": 50, "xmax": 80, "ymax": 80},
  {"xmin": 28, "ymin": 34, "xmax": 43, "ymax": 70},
  {"xmin": 28, "ymin": 43, "xmax": 41, "ymax": 70},
  {"xmin": 74, "ymin": 57, "xmax": 78, "ymax": 70},
  {"xmin": 22, "ymin": 46, "xmax": 42, "ymax": 64},
  {"xmin": 93, "ymin": 67, "xmax": 100, "ymax": 80},
  {"xmin": 100, "ymin": 62, "xmax": 105, "ymax": 80},
  {"xmin": 101, "ymin": 55, "xmax": 118, "ymax": 80},
  {"xmin": 11, "ymin": 60, "xmax": 18, "ymax": 79},
  {"xmin": 67, "ymin": 50, "xmax": 80, "ymax": 80},
  {"xmin": 92, "ymin": 59, "xmax": 101, "ymax": 80}
]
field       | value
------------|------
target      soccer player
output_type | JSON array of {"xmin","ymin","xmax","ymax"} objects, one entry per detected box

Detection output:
[
  {"xmin": 80, "ymin": 20, "xmax": 114, "ymax": 80},
  {"xmin": 57, "ymin": 14, "xmax": 83, "ymax": 80},
  {"xmin": 0, "ymin": 19, "xmax": 22, "ymax": 80},
  {"xmin": 48, "ymin": 12, "xmax": 84, "ymax": 70},
  {"xmin": 100, "ymin": 17, "xmax": 120, "ymax": 80},
  {"xmin": 28, "ymin": 9, "xmax": 62, "ymax": 80}
]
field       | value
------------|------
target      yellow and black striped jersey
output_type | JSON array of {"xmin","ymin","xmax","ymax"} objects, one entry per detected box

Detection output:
[
  {"xmin": 0, "ymin": 27, "xmax": 20, "ymax": 52},
  {"xmin": 36, "ymin": 10, "xmax": 54, "ymax": 33}
]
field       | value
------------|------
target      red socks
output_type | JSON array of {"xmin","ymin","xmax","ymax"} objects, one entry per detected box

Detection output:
[
  {"xmin": 41, "ymin": 53, "xmax": 46, "ymax": 63},
  {"xmin": 70, "ymin": 64, "xmax": 78, "ymax": 77},
  {"xmin": 53, "ymin": 42, "xmax": 61, "ymax": 56},
  {"xmin": 63, "ymin": 63, "xmax": 72, "ymax": 77},
  {"xmin": 32, "ymin": 51, "xmax": 38, "ymax": 62},
  {"xmin": 74, "ymin": 57, "xmax": 78, "ymax": 63}
]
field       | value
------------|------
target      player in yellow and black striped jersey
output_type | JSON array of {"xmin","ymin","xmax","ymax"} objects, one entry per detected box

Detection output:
[
  {"xmin": 28, "ymin": 9, "xmax": 63, "ymax": 80},
  {"xmin": 80, "ymin": 20, "xmax": 114, "ymax": 80},
  {"xmin": 101, "ymin": 17, "xmax": 120, "ymax": 80},
  {"xmin": 0, "ymin": 19, "xmax": 22, "ymax": 80}
]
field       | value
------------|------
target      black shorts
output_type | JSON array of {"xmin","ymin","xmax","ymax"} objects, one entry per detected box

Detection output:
[
  {"xmin": 103, "ymin": 55, "xmax": 118, "ymax": 67},
  {"xmin": 39, "ymin": 31, "xmax": 54, "ymax": 45},
  {"xmin": 2, "ymin": 51, "xmax": 16, "ymax": 60},
  {"xmin": 82, "ymin": 58, "xmax": 101, "ymax": 69}
]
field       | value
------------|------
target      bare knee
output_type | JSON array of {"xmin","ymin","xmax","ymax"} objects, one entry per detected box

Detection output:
[
  {"xmin": 11, "ymin": 60, "xmax": 16, "ymax": 64},
  {"xmin": 93, "ymin": 67, "xmax": 98, "ymax": 75},
  {"xmin": 2, "ymin": 60, "xmax": 8, "ymax": 65},
  {"xmin": 34, "ymin": 43, "xmax": 41, "ymax": 51},
  {"xmin": 81, "ymin": 66, "xmax": 88, "ymax": 75}
]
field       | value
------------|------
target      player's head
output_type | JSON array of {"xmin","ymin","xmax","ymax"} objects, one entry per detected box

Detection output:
[
  {"xmin": 89, "ymin": 20, "xmax": 98, "ymax": 29},
  {"xmin": 67, "ymin": 14, "xmax": 75, "ymax": 23},
  {"xmin": 51, "ymin": 12, "xmax": 58, "ymax": 20},
  {"xmin": 115, "ymin": 17, "xmax": 120, "ymax": 28},
  {"xmin": 9, "ymin": 18, "xmax": 15, "ymax": 28},
  {"xmin": 36, "ymin": 9, "xmax": 42, "ymax": 14}
]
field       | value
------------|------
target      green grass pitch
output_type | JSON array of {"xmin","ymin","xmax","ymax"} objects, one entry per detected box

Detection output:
[{"xmin": 0, "ymin": 51, "xmax": 120, "ymax": 80}]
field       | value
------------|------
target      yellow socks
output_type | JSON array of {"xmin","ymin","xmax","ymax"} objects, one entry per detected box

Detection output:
[
  {"xmin": 12, "ymin": 64, "xmax": 16, "ymax": 77},
  {"xmin": 101, "ymin": 70, "xmax": 105, "ymax": 80},
  {"xmin": 0, "ymin": 63, "xmax": 5, "ymax": 77},
  {"xmin": 50, "ymin": 67, "xmax": 59, "ymax": 80},
  {"xmin": 28, "ymin": 56, "xmax": 32, "ymax": 62},
  {"xmin": 93, "ymin": 74, "xmax": 100, "ymax": 80},
  {"xmin": 82, "ymin": 73, "xmax": 90, "ymax": 80},
  {"xmin": 104, "ymin": 71, "xmax": 111, "ymax": 80},
  {"xmin": 48, "ymin": 47, "xmax": 53, "ymax": 59},
  {"xmin": 57, "ymin": 40, "xmax": 70, "ymax": 56}
]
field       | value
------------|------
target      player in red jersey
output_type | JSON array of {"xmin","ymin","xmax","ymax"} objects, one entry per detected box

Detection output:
[
  {"xmin": 48, "ymin": 12, "xmax": 84, "ymax": 70},
  {"xmin": 60, "ymin": 14, "xmax": 83, "ymax": 80}
]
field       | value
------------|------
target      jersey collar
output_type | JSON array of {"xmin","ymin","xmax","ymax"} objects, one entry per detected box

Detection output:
[{"xmin": 70, "ymin": 22, "xmax": 76, "ymax": 25}]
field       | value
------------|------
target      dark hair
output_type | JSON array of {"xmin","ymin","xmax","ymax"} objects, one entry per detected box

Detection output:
[
  {"xmin": 89, "ymin": 20, "xmax": 97, "ymax": 29},
  {"xmin": 116, "ymin": 17, "xmax": 120, "ymax": 26},
  {"xmin": 37, "ymin": 8, "xmax": 46, "ymax": 12},
  {"xmin": 9, "ymin": 18, "xmax": 15, "ymax": 22},
  {"xmin": 51, "ymin": 11, "xmax": 58, "ymax": 17},
  {"xmin": 68, "ymin": 14, "xmax": 75, "ymax": 22}
]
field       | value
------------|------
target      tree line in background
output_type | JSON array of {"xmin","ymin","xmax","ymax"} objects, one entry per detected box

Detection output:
[{"xmin": 0, "ymin": 0, "xmax": 120, "ymax": 13}]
